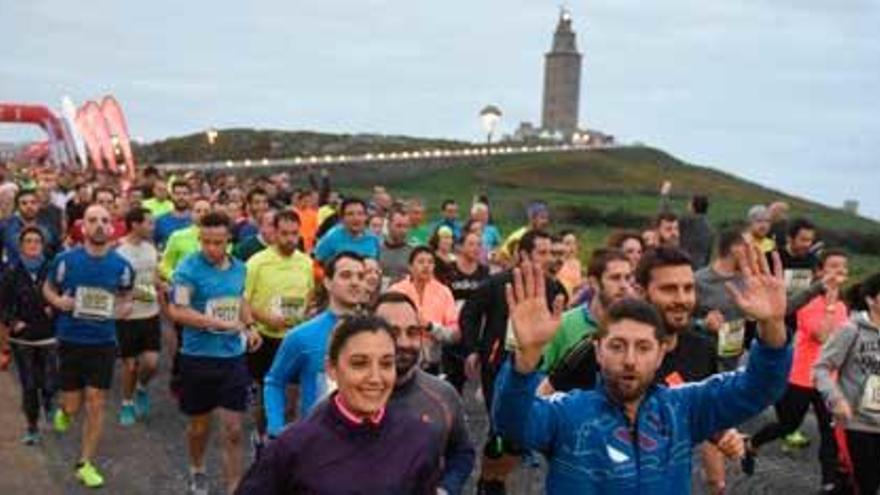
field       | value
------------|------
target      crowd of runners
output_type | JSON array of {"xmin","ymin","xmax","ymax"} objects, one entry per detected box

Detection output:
[{"xmin": 0, "ymin": 163, "xmax": 878, "ymax": 495}]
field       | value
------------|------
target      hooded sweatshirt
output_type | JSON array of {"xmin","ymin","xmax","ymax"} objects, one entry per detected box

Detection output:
[{"xmin": 814, "ymin": 312, "xmax": 880, "ymax": 433}]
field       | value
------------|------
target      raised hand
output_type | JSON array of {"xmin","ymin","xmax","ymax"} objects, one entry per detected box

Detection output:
[
  {"xmin": 505, "ymin": 259, "xmax": 565, "ymax": 372},
  {"xmin": 726, "ymin": 246, "xmax": 787, "ymax": 347}
]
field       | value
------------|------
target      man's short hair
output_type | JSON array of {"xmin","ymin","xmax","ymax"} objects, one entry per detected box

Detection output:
[
  {"xmin": 340, "ymin": 197, "xmax": 367, "ymax": 215},
  {"xmin": 372, "ymin": 291, "xmax": 420, "ymax": 316},
  {"xmin": 587, "ymin": 248, "xmax": 630, "ymax": 280},
  {"xmin": 15, "ymin": 188, "xmax": 37, "ymax": 205},
  {"xmin": 597, "ymin": 297, "xmax": 668, "ymax": 342},
  {"xmin": 325, "ymin": 251, "xmax": 365, "ymax": 279},
  {"xmin": 274, "ymin": 209, "xmax": 301, "ymax": 228},
  {"xmin": 635, "ymin": 246, "xmax": 693, "ymax": 288},
  {"xmin": 653, "ymin": 212, "xmax": 678, "ymax": 228},
  {"xmin": 170, "ymin": 180, "xmax": 190, "ymax": 192},
  {"xmin": 246, "ymin": 187, "xmax": 268, "ymax": 204},
  {"xmin": 199, "ymin": 212, "xmax": 231, "ymax": 231},
  {"xmin": 787, "ymin": 217, "xmax": 816, "ymax": 239},
  {"xmin": 691, "ymin": 195, "xmax": 709, "ymax": 215},
  {"xmin": 92, "ymin": 186, "xmax": 117, "ymax": 202},
  {"xmin": 517, "ymin": 229, "xmax": 551, "ymax": 257},
  {"xmin": 441, "ymin": 199, "xmax": 457, "ymax": 211},
  {"xmin": 717, "ymin": 228, "xmax": 747, "ymax": 258},
  {"xmin": 124, "ymin": 207, "xmax": 152, "ymax": 231}
]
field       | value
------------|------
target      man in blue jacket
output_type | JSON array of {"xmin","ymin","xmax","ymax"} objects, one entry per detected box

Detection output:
[{"xmin": 492, "ymin": 246, "xmax": 792, "ymax": 494}]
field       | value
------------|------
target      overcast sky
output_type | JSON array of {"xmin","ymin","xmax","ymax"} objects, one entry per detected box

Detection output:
[{"xmin": 3, "ymin": 0, "xmax": 878, "ymax": 219}]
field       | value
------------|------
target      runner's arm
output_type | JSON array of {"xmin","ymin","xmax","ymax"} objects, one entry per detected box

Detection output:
[
  {"xmin": 813, "ymin": 325, "xmax": 857, "ymax": 408},
  {"xmin": 263, "ymin": 334, "xmax": 304, "ymax": 437},
  {"xmin": 491, "ymin": 357, "xmax": 564, "ymax": 453},
  {"xmin": 440, "ymin": 396, "xmax": 476, "ymax": 495}
]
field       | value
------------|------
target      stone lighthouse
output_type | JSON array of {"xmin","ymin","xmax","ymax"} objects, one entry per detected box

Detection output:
[{"xmin": 541, "ymin": 9, "xmax": 582, "ymax": 137}]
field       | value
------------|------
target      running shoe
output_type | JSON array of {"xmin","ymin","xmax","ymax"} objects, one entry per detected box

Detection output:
[
  {"xmin": 188, "ymin": 471, "xmax": 209, "ymax": 495},
  {"xmin": 53, "ymin": 409, "xmax": 71, "ymax": 433},
  {"xmin": 783, "ymin": 430, "xmax": 810, "ymax": 448},
  {"xmin": 119, "ymin": 404, "xmax": 137, "ymax": 426},
  {"xmin": 21, "ymin": 430, "xmax": 41, "ymax": 446},
  {"xmin": 76, "ymin": 461, "xmax": 105, "ymax": 488},
  {"xmin": 135, "ymin": 387, "xmax": 151, "ymax": 418}
]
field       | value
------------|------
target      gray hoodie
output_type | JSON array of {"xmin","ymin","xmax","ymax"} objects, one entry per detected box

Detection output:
[{"xmin": 814, "ymin": 312, "xmax": 880, "ymax": 433}]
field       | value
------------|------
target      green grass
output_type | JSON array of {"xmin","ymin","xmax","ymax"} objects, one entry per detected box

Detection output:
[{"xmin": 340, "ymin": 146, "xmax": 879, "ymax": 281}]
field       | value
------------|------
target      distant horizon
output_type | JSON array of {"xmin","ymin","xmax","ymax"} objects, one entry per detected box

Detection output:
[{"xmin": 3, "ymin": 1, "xmax": 877, "ymax": 219}]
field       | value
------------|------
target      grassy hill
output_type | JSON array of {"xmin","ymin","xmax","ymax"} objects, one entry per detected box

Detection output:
[
  {"xmin": 335, "ymin": 146, "xmax": 879, "ymax": 279},
  {"xmin": 134, "ymin": 128, "xmax": 469, "ymax": 164}
]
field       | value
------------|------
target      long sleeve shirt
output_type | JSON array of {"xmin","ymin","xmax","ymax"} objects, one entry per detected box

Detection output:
[
  {"xmin": 388, "ymin": 370, "xmax": 475, "ymax": 494},
  {"xmin": 236, "ymin": 395, "xmax": 441, "ymax": 495},
  {"xmin": 492, "ymin": 341, "xmax": 792, "ymax": 494},
  {"xmin": 263, "ymin": 311, "xmax": 339, "ymax": 436}
]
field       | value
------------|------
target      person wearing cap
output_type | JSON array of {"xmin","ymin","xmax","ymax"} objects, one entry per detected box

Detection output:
[
  {"xmin": 744, "ymin": 205, "xmax": 776, "ymax": 254},
  {"xmin": 498, "ymin": 201, "xmax": 550, "ymax": 266}
]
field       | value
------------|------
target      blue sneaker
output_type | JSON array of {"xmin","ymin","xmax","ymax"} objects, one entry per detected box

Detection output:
[
  {"xmin": 21, "ymin": 430, "xmax": 40, "ymax": 446},
  {"xmin": 119, "ymin": 404, "xmax": 137, "ymax": 426},
  {"xmin": 134, "ymin": 388, "xmax": 150, "ymax": 418}
]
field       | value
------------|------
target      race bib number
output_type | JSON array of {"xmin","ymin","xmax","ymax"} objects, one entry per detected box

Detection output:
[
  {"xmin": 134, "ymin": 281, "xmax": 157, "ymax": 303},
  {"xmin": 784, "ymin": 269, "xmax": 812, "ymax": 293},
  {"xmin": 859, "ymin": 375, "xmax": 880, "ymax": 413},
  {"xmin": 717, "ymin": 319, "xmax": 746, "ymax": 357},
  {"xmin": 73, "ymin": 287, "xmax": 115, "ymax": 320},
  {"xmin": 206, "ymin": 297, "xmax": 241, "ymax": 323},
  {"xmin": 272, "ymin": 296, "xmax": 306, "ymax": 322},
  {"xmin": 504, "ymin": 318, "xmax": 519, "ymax": 351}
]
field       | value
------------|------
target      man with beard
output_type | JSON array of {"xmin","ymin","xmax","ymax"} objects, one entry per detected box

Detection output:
[
  {"xmin": 459, "ymin": 229, "xmax": 566, "ymax": 495},
  {"xmin": 376, "ymin": 292, "xmax": 475, "ymax": 495},
  {"xmin": 493, "ymin": 248, "xmax": 791, "ymax": 494},
  {"xmin": 244, "ymin": 210, "xmax": 313, "ymax": 449},
  {"xmin": 263, "ymin": 252, "xmax": 366, "ymax": 437},
  {"xmin": 42, "ymin": 204, "xmax": 134, "ymax": 488},
  {"xmin": 154, "ymin": 180, "xmax": 192, "ymax": 250},
  {"xmin": 379, "ymin": 208, "xmax": 413, "ymax": 287},
  {"xmin": 544, "ymin": 247, "xmax": 748, "ymax": 494},
  {"xmin": 1, "ymin": 189, "xmax": 61, "ymax": 269},
  {"xmin": 314, "ymin": 197, "xmax": 381, "ymax": 263},
  {"xmin": 540, "ymin": 248, "xmax": 634, "ymax": 379}
]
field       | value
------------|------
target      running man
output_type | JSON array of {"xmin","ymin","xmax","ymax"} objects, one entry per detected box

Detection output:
[
  {"xmin": 42, "ymin": 204, "xmax": 134, "ymax": 488},
  {"xmin": 115, "ymin": 207, "xmax": 162, "ymax": 425},
  {"xmin": 243, "ymin": 210, "xmax": 313, "ymax": 449},
  {"xmin": 263, "ymin": 251, "xmax": 365, "ymax": 437},
  {"xmin": 168, "ymin": 211, "xmax": 262, "ymax": 495}
]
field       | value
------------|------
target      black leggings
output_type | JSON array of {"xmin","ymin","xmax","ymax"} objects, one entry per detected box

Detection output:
[
  {"xmin": 10, "ymin": 343, "xmax": 59, "ymax": 430},
  {"xmin": 752, "ymin": 384, "xmax": 839, "ymax": 482},
  {"xmin": 846, "ymin": 429, "xmax": 880, "ymax": 495}
]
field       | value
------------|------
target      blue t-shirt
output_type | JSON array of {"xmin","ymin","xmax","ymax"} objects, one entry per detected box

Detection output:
[
  {"xmin": 483, "ymin": 224, "xmax": 502, "ymax": 251},
  {"xmin": 173, "ymin": 252, "xmax": 247, "ymax": 358},
  {"xmin": 48, "ymin": 247, "xmax": 134, "ymax": 345},
  {"xmin": 313, "ymin": 225, "xmax": 380, "ymax": 263},
  {"xmin": 154, "ymin": 212, "xmax": 192, "ymax": 249},
  {"xmin": 263, "ymin": 310, "xmax": 339, "ymax": 436}
]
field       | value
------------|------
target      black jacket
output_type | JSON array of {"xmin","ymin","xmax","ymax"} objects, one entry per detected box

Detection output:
[
  {"xmin": 0, "ymin": 260, "xmax": 54, "ymax": 342},
  {"xmin": 459, "ymin": 270, "xmax": 566, "ymax": 370}
]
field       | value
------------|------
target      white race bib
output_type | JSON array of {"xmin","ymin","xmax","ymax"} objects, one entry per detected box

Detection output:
[
  {"xmin": 205, "ymin": 297, "xmax": 241, "ymax": 324},
  {"xmin": 718, "ymin": 319, "xmax": 746, "ymax": 357},
  {"xmin": 784, "ymin": 269, "xmax": 812, "ymax": 293},
  {"xmin": 859, "ymin": 375, "xmax": 880, "ymax": 413},
  {"xmin": 272, "ymin": 295, "xmax": 306, "ymax": 323},
  {"xmin": 73, "ymin": 287, "xmax": 115, "ymax": 320}
]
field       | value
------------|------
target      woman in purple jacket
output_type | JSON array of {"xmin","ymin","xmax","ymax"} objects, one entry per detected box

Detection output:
[{"xmin": 236, "ymin": 315, "xmax": 441, "ymax": 495}]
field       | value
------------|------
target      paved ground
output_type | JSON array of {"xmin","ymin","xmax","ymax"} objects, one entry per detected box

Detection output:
[{"xmin": 0, "ymin": 358, "xmax": 828, "ymax": 495}]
